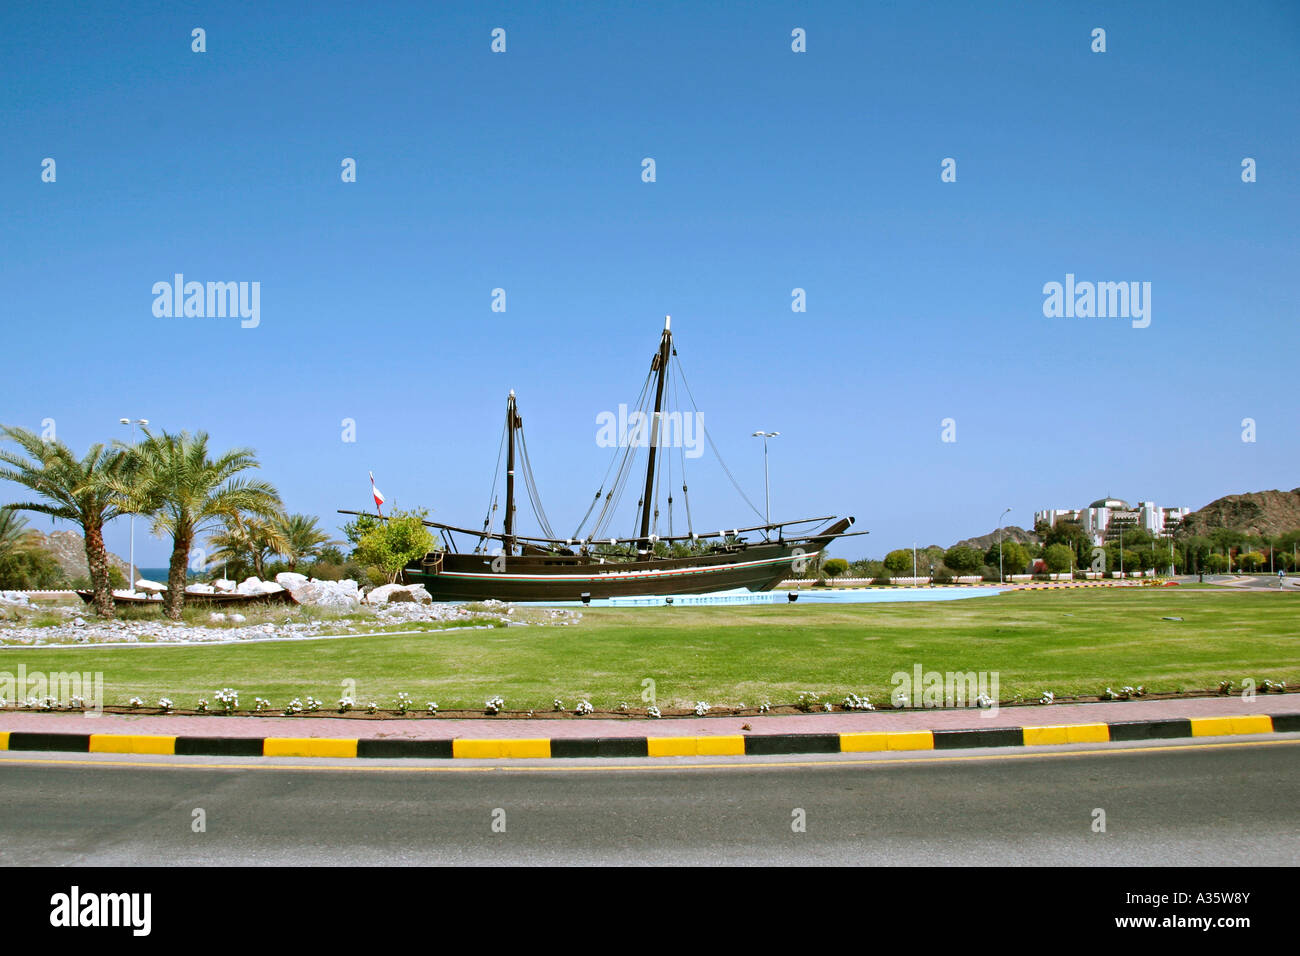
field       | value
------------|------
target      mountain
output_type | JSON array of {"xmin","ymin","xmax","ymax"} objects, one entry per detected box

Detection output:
[
  {"xmin": 21, "ymin": 529, "xmax": 130, "ymax": 581},
  {"xmin": 1179, "ymin": 488, "xmax": 1300, "ymax": 539},
  {"xmin": 950, "ymin": 525, "xmax": 1040, "ymax": 552}
]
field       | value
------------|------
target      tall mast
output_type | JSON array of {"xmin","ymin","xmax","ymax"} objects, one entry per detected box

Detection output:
[
  {"xmin": 503, "ymin": 390, "xmax": 518, "ymax": 556},
  {"xmin": 638, "ymin": 316, "xmax": 672, "ymax": 547}
]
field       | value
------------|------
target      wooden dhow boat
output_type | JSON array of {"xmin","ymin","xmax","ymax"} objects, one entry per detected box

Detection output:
[{"xmin": 341, "ymin": 318, "xmax": 861, "ymax": 602}]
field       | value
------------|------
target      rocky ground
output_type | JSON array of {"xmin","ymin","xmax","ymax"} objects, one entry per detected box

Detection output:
[{"xmin": 0, "ymin": 587, "xmax": 580, "ymax": 646}]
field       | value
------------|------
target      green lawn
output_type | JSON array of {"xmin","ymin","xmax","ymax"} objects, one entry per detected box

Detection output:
[{"xmin": 1, "ymin": 588, "xmax": 1296, "ymax": 712}]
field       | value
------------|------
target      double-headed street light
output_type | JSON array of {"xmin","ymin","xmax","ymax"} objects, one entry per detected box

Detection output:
[
  {"xmin": 119, "ymin": 418, "xmax": 148, "ymax": 592},
  {"xmin": 752, "ymin": 431, "xmax": 780, "ymax": 527}
]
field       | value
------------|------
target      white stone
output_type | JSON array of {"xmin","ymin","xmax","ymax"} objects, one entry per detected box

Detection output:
[
  {"xmin": 135, "ymin": 579, "xmax": 167, "ymax": 593},
  {"xmin": 275, "ymin": 572, "xmax": 309, "ymax": 588},
  {"xmin": 186, "ymin": 583, "xmax": 215, "ymax": 594},
  {"xmin": 209, "ymin": 612, "xmax": 227, "ymax": 623},
  {"xmin": 213, "ymin": 579, "xmax": 237, "ymax": 593},
  {"xmin": 230, "ymin": 613, "xmax": 246, "ymax": 623}
]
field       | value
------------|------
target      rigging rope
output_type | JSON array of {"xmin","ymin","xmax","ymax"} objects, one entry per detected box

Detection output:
[{"xmin": 673, "ymin": 350, "xmax": 766, "ymax": 522}]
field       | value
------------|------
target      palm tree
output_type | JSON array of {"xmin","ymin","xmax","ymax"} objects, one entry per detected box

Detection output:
[
  {"xmin": 275, "ymin": 513, "xmax": 342, "ymax": 570},
  {"xmin": 123, "ymin": 430, "xmax": 281, "ymax": 620},
  {"xmin": 0, "ymin": 427, "xmax": 129, "ymax": 617},
  {"xmin": 207, "ymin": 512, "xmax": 289, "ymax": 579},
  {"xmin": 0, "ymin": 506, "xmax": 33, "ymax": 561}
]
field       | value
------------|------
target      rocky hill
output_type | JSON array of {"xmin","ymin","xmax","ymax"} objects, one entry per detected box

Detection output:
[
  {"xmin": 950, "ymin": 525, "xmax": 1040, "ymax": 552},
  {"xmin": 22, "ymin": 530, "xmax": 130, "ymax": 581},
  {"xmin": 1179, "ymin": 488, "xmax": 1300, "ymax": 539}
]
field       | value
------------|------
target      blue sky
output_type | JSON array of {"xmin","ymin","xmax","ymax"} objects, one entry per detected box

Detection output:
[{"xmin": 2, "ymin": 0, "xmax": 1297, "ymax": 564}]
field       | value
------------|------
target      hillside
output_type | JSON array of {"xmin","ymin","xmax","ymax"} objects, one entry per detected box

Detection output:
[
  {"xmin": 950, "ymin": 525, "xmax": 1040, "ymax": 552},
  {"xmin": 21, "ymin": 529, "xmax": 130, "ymax": 581},
  {"xmin": 1180, "ymin": 488, "xmax": 1300, "ymax": 539}
]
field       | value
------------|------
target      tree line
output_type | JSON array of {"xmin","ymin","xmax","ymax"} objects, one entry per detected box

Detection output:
[{"xmin": 805, "ymin": 518, "xmax": 1300, "ymax": 583}]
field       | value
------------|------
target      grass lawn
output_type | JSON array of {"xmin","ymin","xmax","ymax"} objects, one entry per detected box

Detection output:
[{"xmin": 0, "ymin": 588, "xmax": 1296, "ymax": 711}]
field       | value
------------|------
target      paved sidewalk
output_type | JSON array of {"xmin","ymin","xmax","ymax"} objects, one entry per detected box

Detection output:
[{"xmin": 2, "ymin": 694, "xmax": 1296, "ymax": 740}]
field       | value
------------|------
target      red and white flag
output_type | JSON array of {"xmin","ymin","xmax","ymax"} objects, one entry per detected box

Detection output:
[{"xmin": 369, "ymin": 471, "xmax": 385, "ymax": 515}]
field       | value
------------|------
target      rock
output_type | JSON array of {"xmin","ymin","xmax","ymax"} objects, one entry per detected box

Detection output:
[
  {"xmin": 213, "ymin": 579, "xmax": 237, "ymax": 593},
  {"xmin": 230, "ymin": 613, "xmax": 246, "ymax": 623},
  {"xmin": 186, "ymin": 583, "xmax": 215, "ymax": 594},
  {"xmin": 275, "ymin": 572, "xmax": 309, "ymax": 589},
  {"xmin": 73, "ymin": 617, "xmax": 86, "ymax": 627},
  {"xmin": 0, "ymin": 591, "xmax": 31, "ymax": 606},
  {"xmin": 283, "ymin": 578, "xmax": 360, "ymax": 610},
  {"xmin": 365, "ymin": 583, "xmax": 408, "ymax": 604},
  {"xmin": 406, "ymin": 584, "xmax": 433, "ymax": 605},
  {"xmin": 237, "ymin": 576, "xmax": 264, "ymax": 595},
  {"xmin": 135, "ymin": 579, "xmax": 167, "ymax": 593},
  {"xmin": 209, "ymin": 612, "xmax": 227, "ymax": 623}
]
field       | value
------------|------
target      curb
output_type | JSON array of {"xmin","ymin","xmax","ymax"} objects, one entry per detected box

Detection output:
[{"xmin": 1, "ymin": 713, "xmax": 1295, "ymax": 759}]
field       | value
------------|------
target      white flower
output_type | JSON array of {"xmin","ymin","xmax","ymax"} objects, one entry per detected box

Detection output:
[
  {"xmin": 841, "ymin": 693, "xmax": 875, "ymax": 712},
  {"xmin": 304, "ymin": 696, "xmax": 322, "ymax": 713},
  {"xmin": 426, "ymin": 701, "xmax": 438, "ymax": 714},
  {"xmin": 196, "ymin": 699, "xmax": 208, "ymax": 712},
  {"xmin": 575, "ymin": 699, "xmax": 594, "ymax": 715},
  {"xmin": 158, "ymin": 697, "xmax": 173, "ymax": 712},
  {"xmin": 617, "ymin": 701, "xmax": 629, "ymax": 712},
  {"xmin": 68, "ymin": 695, "xmax": 86, "ymax": 710},
  {"xmin": 365, "ymin": 701, "xmax": 378, "ymax": 714},
  {"xmin": 758, "ymin": 701, "xmax": 771, "ymax": 714},
  {"xmin": 338, "ymin": 697, "xmax": 354, "ymax": 712},
  {"xmin": 214, "ymin": 688, "xmax": 239, "ymax": 713},
  {"xmin": 892, "ymin": 689, "xmax": 910, "ymax": 709},
  {"xmin": 1040, "ymin": 691, "xmax": 1055, "ymax": 704},
  {"xmin": 647, "ymin": 705, "xmax": 662, "ymax": 718},
  {"xmin": 128, "ymin": 696, "xmax": 145, "ymax": 708},
  {"xmin": 395, "ymin": 692, "xmax": 412, "ymax": 714},
  {"xmin": 284, "ymin": 697, "xmax": 304, "ymax": 715},
  {"xmin": 553, "ymin": 698, "xmax": 564, "ymax": 711},
  {"xmin": 485, "ymin": 695, "xmax": 505, "ymax": 715},
  {"xmin": 975, "ymin": 693, "xmax": 993, "ymax": 709},
  {"xmin": 694, "ymin": 701, "xmax": 711, "ymax": 716},
  {"xmin": 822, "ymin": 702, "xmax": 832, "ymax": 712},
  {"xmin": 796, "ymin": 691, "xmax": 820, "ymax": 712}
]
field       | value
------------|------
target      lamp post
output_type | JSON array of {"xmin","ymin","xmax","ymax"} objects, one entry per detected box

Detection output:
[
  {"xmin": 119, "ymin": 418, "xmax": 148, "ymax": 592},
  {"xmin": 752, "ymin": 431, "xmax": 780, "ymax": 527},
  {"xmin": 998, "ymin": 508, "xmax": 1011, "ymax": 583}
]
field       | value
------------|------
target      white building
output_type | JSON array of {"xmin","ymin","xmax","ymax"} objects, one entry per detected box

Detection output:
[{"xmin": 1035, "ymin": 498, "xmax": 1189, "ymax": 547}]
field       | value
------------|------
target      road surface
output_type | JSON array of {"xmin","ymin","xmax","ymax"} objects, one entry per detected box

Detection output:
[{"xmin": 1, "ymin": 736, "xmax": 1296, "ymax": 865}]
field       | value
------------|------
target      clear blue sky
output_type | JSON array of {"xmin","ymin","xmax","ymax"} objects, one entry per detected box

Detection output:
[{"xmin": 2, "ymin": 1, "xmax": 1297, "ymax": 565}]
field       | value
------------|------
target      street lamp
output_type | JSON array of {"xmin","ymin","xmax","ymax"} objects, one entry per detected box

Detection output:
[
  {"xmin": 997, "ymin": 508, "xmax": 1011, "ymax": 583},
  {"xmin": 752, "ymin": 431, "xmax": 780, "ymax": 527},
  {"xmin": 119, "ymin": 418, "xmax": 148, "ymax": 592}
]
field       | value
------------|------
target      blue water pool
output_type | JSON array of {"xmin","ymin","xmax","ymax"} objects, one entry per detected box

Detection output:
[{"xmin": 522, "ymin": 586, "xmax": 1008, "ymax": 608}]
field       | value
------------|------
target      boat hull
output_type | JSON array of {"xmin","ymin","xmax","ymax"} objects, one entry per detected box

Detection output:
[{"xmin": 403, "ymin": 519, "xmax": 853, "ymax": 602}]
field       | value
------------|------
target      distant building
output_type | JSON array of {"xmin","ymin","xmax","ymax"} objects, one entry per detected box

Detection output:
[{"xmin": 1035, "ymin": 498, "xmax": 1189, "ymax": 547}]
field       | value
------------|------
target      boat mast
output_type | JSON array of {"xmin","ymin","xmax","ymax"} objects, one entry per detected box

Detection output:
[
  {"xmin": 503, "ymin": 390, "xmax": 519, "ymax": 556},
  {"xmin": 637, "ymin": 316, "xmax": 672, "ymax": 548}
]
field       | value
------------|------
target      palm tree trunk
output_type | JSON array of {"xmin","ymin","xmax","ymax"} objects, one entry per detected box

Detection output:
[
  {"xmin": 82, "ymin": 522, "xmax": 115, "ymax": 618},
  {"xmin": 163, "ymin": 534, "xmax": 191, "ymax": 621}
]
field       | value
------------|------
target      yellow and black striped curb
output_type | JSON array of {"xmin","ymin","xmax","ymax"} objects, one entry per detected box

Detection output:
[{"xmin": 0, "ymin": 714, "xmax": 1294, "ymax": 759}]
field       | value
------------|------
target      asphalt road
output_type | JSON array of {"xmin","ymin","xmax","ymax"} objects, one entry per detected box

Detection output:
[{"xmin": 1, "ymin": 737, "xmax": 1297, "ymax": 865}]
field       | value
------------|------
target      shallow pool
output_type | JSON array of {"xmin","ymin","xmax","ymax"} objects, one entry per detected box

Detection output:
[{"xmin": 523, "ymin": 586, "xmax": 1008, "ymax": 608}]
